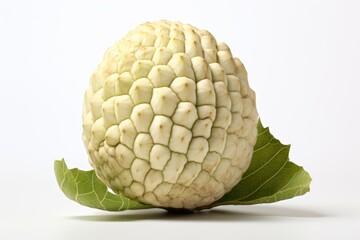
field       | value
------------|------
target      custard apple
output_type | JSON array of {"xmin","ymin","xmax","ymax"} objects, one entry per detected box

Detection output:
[{"xmin": 82, "ymin": 20, "xmax": 258, "ymax": 209}]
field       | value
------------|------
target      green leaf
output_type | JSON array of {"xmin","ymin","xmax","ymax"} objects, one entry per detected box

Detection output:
[
  {"xmin": 54, "ymin": 159, "xmax": 153, "ymax": 211},
  {"xmin": 209, "ymin": 120, "xmax": 311, "ymax": 208},
  {"xmin": 54, "ymin": 120, "xmax": 311, "ymax": 212}
]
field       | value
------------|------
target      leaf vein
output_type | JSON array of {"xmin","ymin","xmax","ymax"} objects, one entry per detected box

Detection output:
[
  {"xmin": 241, "ymin": 145, "xmax": 288, "ymax": 181},
  {"xmin": 237, "ymin": 155, "xmax": 289, "ymax": 201}
]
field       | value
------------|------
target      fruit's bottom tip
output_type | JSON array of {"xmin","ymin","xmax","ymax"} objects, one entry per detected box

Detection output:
[{"xmin": 164, "ymin": 207, "xmax": 199, "ymax": 214}]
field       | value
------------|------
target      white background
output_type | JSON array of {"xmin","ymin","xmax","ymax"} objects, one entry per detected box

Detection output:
[{"xmin": 1, "ymin": 0, "xmax": 360, "ymax": 239}]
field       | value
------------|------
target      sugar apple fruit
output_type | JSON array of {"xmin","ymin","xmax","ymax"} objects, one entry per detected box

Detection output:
[{"xmin": 82, "ymin": 20, "xmax": 258, "ymax": 209}]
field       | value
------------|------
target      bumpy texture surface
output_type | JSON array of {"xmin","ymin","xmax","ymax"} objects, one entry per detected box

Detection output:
[{"xmin": 82, "ymin": 20, "xmax": 258, "ymax": 209}]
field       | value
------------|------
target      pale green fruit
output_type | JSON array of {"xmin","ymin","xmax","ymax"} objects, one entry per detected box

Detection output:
[{"xmin": 82, "ymin": 20, "xmax": 258, "ymax": 209}]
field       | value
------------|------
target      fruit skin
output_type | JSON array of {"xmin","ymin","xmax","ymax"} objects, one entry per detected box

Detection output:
[{"xmin": 82, "ymin": 20, "xmax": 258, "ymax": 209}]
